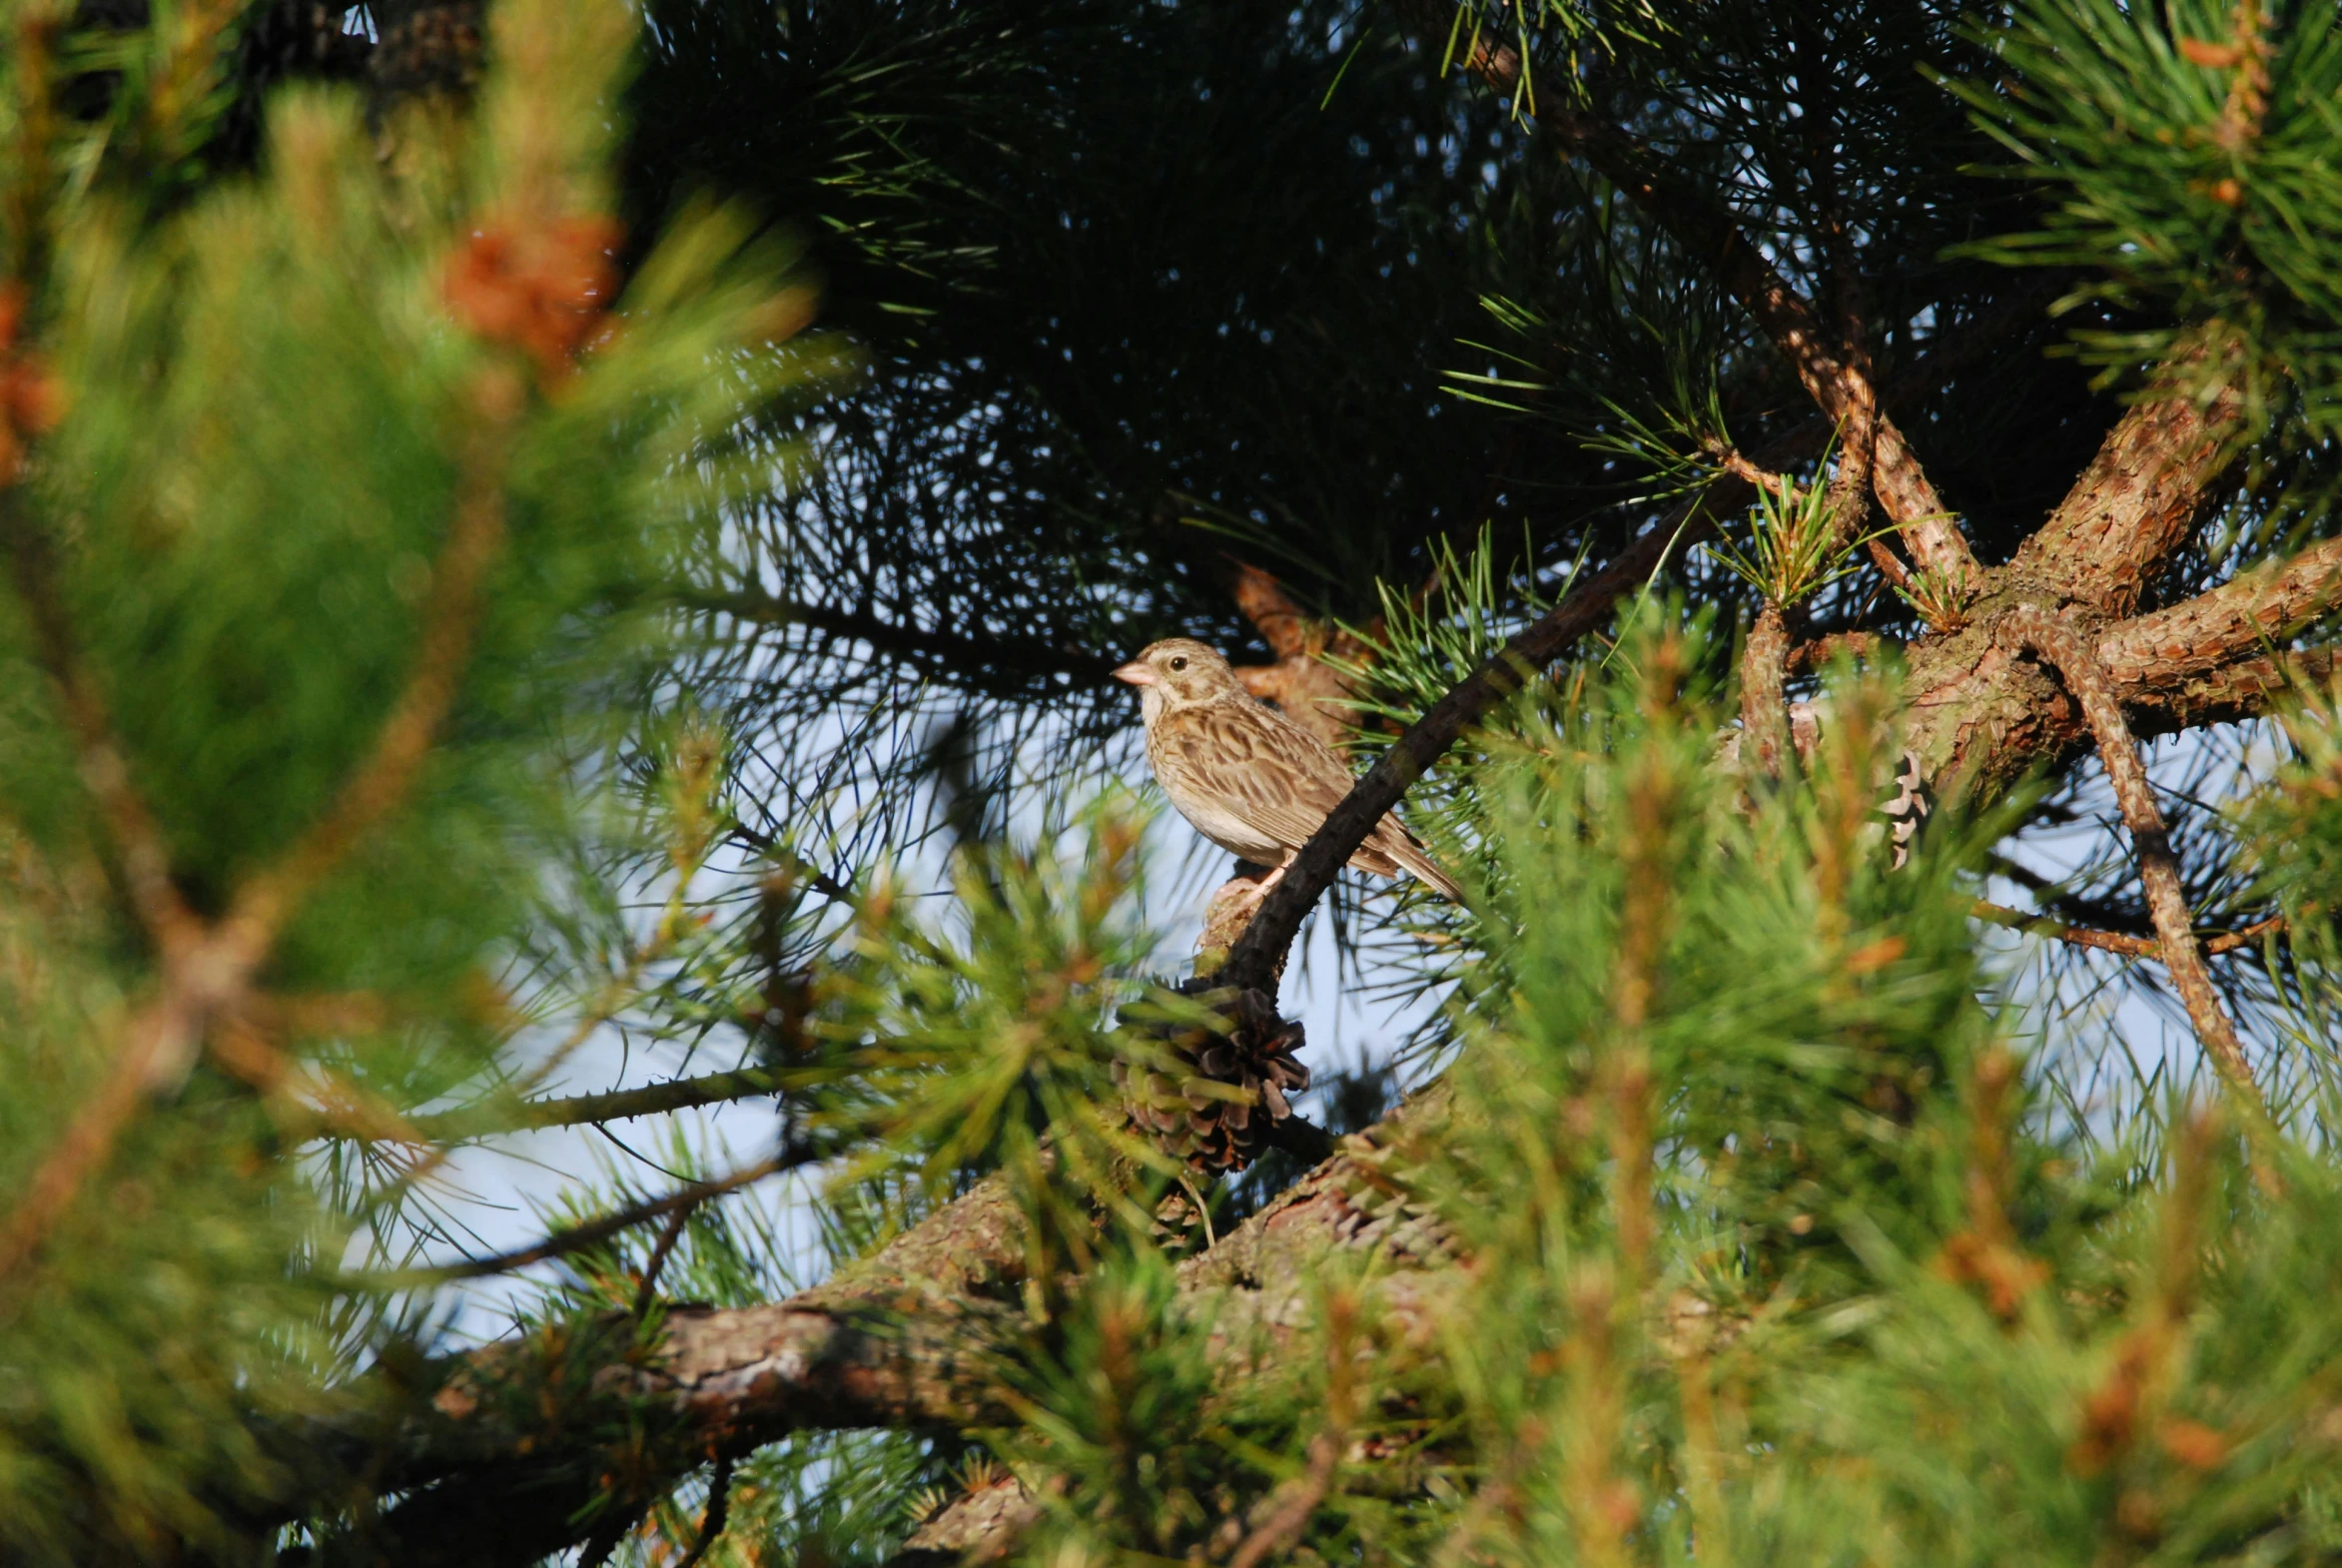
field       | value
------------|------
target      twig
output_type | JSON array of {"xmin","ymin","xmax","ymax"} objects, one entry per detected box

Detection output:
[
  {"xmin": 1996, "ymin": 608, "xmax": 2266, "ymax": 1115},
  {"xmin": 0, "ymin": 1008, "xmax": 177, "ymax": 1282},
  {"xmin": 208, "ymin": 1014, "xmax": 428, "ymax": 1145},
  {"xmin": 673, "ymin": 1455, "xmax": 736, "ymax": 1568},
  {"xmin": 1408, "ymin": 1, "xmax": 1977, "ymax": 590},
  {"xmin": 631, "ymin": 1194, "xmax": 702, "ymax": 1317},
  {"xmin": 407, "ymin": 1065, "xmax": 798, "ymax": 1143},
  {"xmin": 724, "ymin": 817, "xmax": 858, "ymax": 904},
  {"xmin": 0, "ymin": 489, "xmax": 199, "ymax": 953},
  {"xmin": 1970, "ymin": 901, "xmax": 2285, "ymax": 960},
  {"xmin": 1707, "ymin": 445, "xmax": 1794, "ymax": 493},
  {"xmin": 377, "ymin": 1145, "xmax": 808, "ymax": 1283},
  {"xmin": 1229, "ymin": 1431, "xmax": 1339, "ymax": 1568},
  {"xmin": 376, "ymin": 921, "xmax": 684, "ymax": 1215}
]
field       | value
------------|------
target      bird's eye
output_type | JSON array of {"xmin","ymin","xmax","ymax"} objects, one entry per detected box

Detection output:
[{"xmin": 1170, "ymin": 656, "xmax": 1187, "ymax": 671}]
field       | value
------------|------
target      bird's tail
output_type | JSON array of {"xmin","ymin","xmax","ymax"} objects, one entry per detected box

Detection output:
[{"xmin": 1389, "ymin": 834, "xmax": 1464, "ymax": 902}]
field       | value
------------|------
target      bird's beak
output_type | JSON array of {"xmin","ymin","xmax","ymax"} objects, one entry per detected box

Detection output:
[{"xmin": 1112, "ymin": 661, "xmax": 1157, "ymax": 687}]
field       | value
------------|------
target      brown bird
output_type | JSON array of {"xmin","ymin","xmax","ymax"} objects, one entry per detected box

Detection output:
[{"xmin": 1114, "ymin": 638, "xmax": 1462, "ymax": 900}]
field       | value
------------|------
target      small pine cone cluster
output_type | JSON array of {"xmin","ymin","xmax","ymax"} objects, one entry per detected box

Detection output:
[{"xmin": 1120, "ymin": 984, "xmax": 1309, "ymax": 1175}]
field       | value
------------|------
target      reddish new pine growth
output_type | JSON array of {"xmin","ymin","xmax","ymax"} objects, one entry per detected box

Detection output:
[
  {"xmin": 443, "ymin": 216, "xmax": 624, "ymax": 385},
  {"xmin": 0, "ymin": 284, "xmax": 60, "ymax": 483}
]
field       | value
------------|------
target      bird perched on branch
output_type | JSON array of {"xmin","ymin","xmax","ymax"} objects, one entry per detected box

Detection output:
[{"xmin": 1114, "ymin": 638, "xmax": 1462, "ymax": 900}]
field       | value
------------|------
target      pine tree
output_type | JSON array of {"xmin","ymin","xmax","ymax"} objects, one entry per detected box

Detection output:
[{"xmin": 7, "ymin": 0, "xmax": 2342, "ymax": 1564}]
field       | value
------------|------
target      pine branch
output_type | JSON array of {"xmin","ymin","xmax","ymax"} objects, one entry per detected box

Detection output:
[
  {"xmin": 374, "ymin": 1144, "xmax": 811, "ymax": 1284},
  {"xmin": 220, "ymin": 370, "xmax": 518, "ymax": 960},
  {"xmin": 1740, "ymin": 600, "xmax": 1793, "ymax": 779},
  {"xmin": 407, "ymin": 1066, "xmax": 799, "ymax": 1143},
  {"xmin": 1970, "ymin": 901, "xmax": 2286, "ymax": 960},
  {"xmin": 672, "ymin": 1455, "xmax": 735, "ymax": 1568},
  {"xmin": 631, "ymin": 1196, "xmax": 702, "ymax": 1318},
  {"xmin": 296, "ymin": 1092, "xmax": 1458, "ymax": 1560},
  {"xmin": 2008, "ymin": 346, "xmax": 2248, "ymax": 617},
  {"xmin": 687, "ymin": 585, "xmax": 1124, "ymax": 686},
  {"xmin": 1995, "ymin": 608, "xmax": 2265, "ymax": 1111},
  {"xmin": 0, "ymin": 487, "xmax": 200, "ymax": 952},
  {"xmin": 892, "ymin": 1471, "xmax": 1039, "ymax": 1567},
  {"xmin": 723, "ymin": 819, "xmax": 859, "ymax": 904},
  {"xmin": 0, "ymin": 370, "xmax": 521, "ymax": 1284},
  {"xmin": 2126, "ymin": 646, "xmax": 2342, "ymax": 737},
  {"xmin": 1204, "ymin": 281, "xmax": 2037, "ymax": 1000},
  {"xmin": 2096, "ymin": 536, "xmax": 2342, "ymax": 688}
]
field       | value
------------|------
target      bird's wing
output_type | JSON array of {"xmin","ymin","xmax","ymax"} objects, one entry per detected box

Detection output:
[
  {"xmin": 1246, "ymin": 705, "xmax": 1463, "ymax": 897},
  {"xmin": 1161, "ymin": 699, "xmax": 1464, "ymax": 898},
  {"xmin": 1160, "ymin": 699, "xmax": 1354, "ymax": 856}
]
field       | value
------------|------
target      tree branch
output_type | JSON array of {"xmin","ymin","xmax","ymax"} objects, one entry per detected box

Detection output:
[
  {"xmin": 1970, "ymin": 901, "xmax": 2285, "ymax": 960},
  {"xmin": 407, "ymin": 1065, "xmax": 798, "ymax": 1143},
  {"xmin": 306, "ymin": 1090, "xmax": 1463, "ymax": 1563},
  {"xmin": 374, "ymin": 1146, "xmax": 811, "ymax": 1284},
  {"xmin": 0, "ymin": 483, "xmax": 199, "ymax": 952},
  {"xmin": 673, "ymin": 1455, "xmax": 735, "ymax": 1568},
  {"xmin": 2095, "ymin": 536, "xmax": 2342, "ymax": 688},
  {"xmin": 2126, "ymin": 646, "xmax": 2341, "ymax": 736},
  {"xmin": 1203, "ymin": 281, "xmax": 2036, "ymax": 1001},
  {"xmin": 1995, "ymin": 608, "xmax": 2264, "ymax": 1110},
  {"xmin": 0, "ymin": 369, "xmax": 521, "ymax": 1284},
  {"xmin": 1740, "ymin": 600, "xmax": 1793, "ymax": 778},
  {"xmin": 893, "ymin": 1471, "xmax": 1040, "ymax": 1566},
  {"xmin": 2008, "ymin": 358, "xmax": 2247, "ymax": 616},
  {"xmin": 688, "ymin": 585, "xmax": 1123, "ymax": 687}
]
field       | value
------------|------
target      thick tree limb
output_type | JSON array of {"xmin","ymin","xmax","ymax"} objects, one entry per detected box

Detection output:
[
  {"xmin": 1996, "ymin": 608, "xmax": 2263, "ymax": 1108},
  {"xmin": 322, "ymin": 1088, "xmax": 1463, "ymax": 1563},
  {"xmin": 2096, "ymin": 536, "xmax": 2342, "ymax": 687},
  {"xmin": 893, "ymin": 1471, "xmax": 1041, "ymax": 1566},
  {"xmin": 1740, "ymin": 601, "xmax": 1793, "ymax": 778},
  {"xmin": 2008, "ymin": 372, "xmax": 2247, "ymax": 616},
  {"xmin": 314, "ymin": 1294, "xmax": 1023, "ymax": 1567},
  {"xmin": 2127, "ymin": 646, "xmax": 2340, "ymax": 736}
]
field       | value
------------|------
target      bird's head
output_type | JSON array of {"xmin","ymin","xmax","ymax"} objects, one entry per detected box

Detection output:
[{"xmin": 1114, "ymin": 638, "xmax": 1239, "ymax": 715}]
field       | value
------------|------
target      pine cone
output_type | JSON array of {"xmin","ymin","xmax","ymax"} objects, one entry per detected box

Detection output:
[{"xmin": 1119, "ymin": 984, "xmax": 1309, "ymax": 1175}]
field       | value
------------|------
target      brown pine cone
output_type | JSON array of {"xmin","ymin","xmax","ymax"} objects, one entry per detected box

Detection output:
[{"xmin": 1119, "ymin": 985, "xmax": 1309, "ymax": 1175}]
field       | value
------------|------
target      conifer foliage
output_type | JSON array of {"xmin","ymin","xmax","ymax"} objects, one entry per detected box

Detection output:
[{"xmin": 7, "ymin": 1, "xmax": 2342, "ymax": 1565}]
